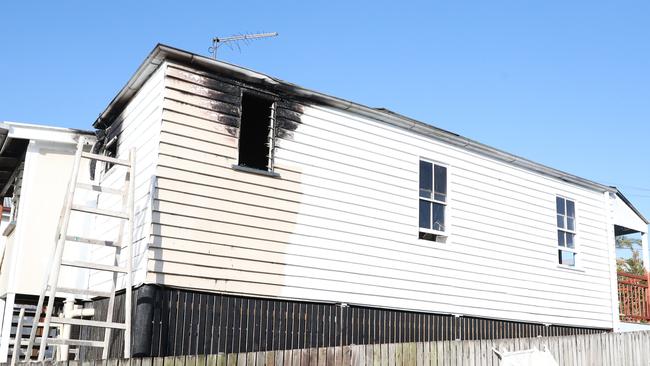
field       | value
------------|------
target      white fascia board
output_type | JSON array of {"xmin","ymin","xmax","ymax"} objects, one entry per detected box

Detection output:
[
  {"xmin": 613, "ymin": 194, "xmax": 648, "ymax": 234},
  {"xmin": 0, "ymin": 121, "xmax": 94, "ymax": 145}
]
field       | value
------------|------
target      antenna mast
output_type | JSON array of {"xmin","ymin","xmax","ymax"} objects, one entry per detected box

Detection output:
[{"xmin": 209, "ymin": 32, "xmax": 279, "ymax": 59}]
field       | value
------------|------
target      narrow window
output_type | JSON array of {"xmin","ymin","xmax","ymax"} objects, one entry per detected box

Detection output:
[
  {"xmin": 419, "ymin": 160, "xmax": 448, "ymax": 242},
  {"xmin": 238, "ymin": 92, "xmax": 274, "ymax": 171},
  {"xmin": 104, "ymin": 136, "xmax": 118, "ymax": 172},
  {"xmin": 556, "ymin": 196, "xmax": 577, "ymax": 266}
]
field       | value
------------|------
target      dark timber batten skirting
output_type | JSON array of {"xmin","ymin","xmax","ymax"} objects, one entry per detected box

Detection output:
[{"xmin": 78, "ymin": 285, "xmax": 609, "ymax": 360}]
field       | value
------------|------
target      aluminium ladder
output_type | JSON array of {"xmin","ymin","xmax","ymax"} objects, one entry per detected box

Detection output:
[{"xmin": 20, "ymin": 137, "xmax": 136, "ymax": 361}]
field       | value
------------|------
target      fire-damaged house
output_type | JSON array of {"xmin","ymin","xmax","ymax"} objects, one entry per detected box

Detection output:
[{"xmin": 1, "ymin": 44, "xmax": 648, "ymax": 361}]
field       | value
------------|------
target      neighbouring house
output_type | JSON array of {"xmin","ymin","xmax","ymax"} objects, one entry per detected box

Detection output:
[
  {"xmin": 0, "ymin": 122, "xmax": 95, "ymax": 361},
  {"xmin": 4, "ymin": 44, "xmax": 650, "ymax": 361}
]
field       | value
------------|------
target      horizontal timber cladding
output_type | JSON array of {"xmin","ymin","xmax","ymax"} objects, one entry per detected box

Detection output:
[
  {"xmin": 152, "ymin": 61, "xmax": 615, "ymax": 329},
  {"xmin": 88, "ymin": 61, "xmax": 164, "ymax": 291},
  {"xmin": 77, "ymin": 285, "xmax": 608, "ymax": 360}
]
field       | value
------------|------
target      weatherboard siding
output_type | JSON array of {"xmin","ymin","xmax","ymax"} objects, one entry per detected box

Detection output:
[
  {"xmin": 146, "ymin": 63, "xmax": 614, "ymax": 329},
  {"xmin": 88, "ymin": 64, "xmax": 164, "ymax": 289}
]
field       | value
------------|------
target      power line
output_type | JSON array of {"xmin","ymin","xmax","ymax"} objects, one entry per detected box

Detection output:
[
  {"xmin": 603, "ymin": 182, "xmax": 650, "ymax": 192},
  {"xmin": 626, "ymin": 194, "xmax": 650, "ymax": 199}
]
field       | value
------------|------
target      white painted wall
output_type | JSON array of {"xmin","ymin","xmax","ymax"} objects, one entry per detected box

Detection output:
[
  {"xmin": 88, "ymin": 64, "xmax": 164, "ymax": 291},
  {"xmin": 0, "ymin": 139, "xmax": 93, "ymax": 298},
  {"xmin": 613, "ymin": 195, "xmax": 647, "ymax": 234},
  {"xmin": 142, "ymin": 63, "xmax": 622, "ymax": 330}
]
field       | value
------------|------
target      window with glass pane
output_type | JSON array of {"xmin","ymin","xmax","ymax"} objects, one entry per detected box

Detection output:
[
  {"xmin": 434, "ymin": 165, "xmax": 447, "ymax": 202},
  {"xmin": 419, "ymin": 160, "xmax": 447, "ymax": 241},
  {"xmin": 556, "ymin": 196, "xmax": 577, "ymax": 266},
  {"xmin": 558, "ymin": 250, "xmax": 576, "ymax": 266}
]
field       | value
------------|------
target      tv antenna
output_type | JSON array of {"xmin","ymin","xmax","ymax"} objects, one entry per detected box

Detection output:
[{"xmin": 209, "ymin": 32, "xmax": 279, "ymax": 59}]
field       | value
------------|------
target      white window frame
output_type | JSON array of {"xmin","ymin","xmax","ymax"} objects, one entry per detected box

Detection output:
[
  {"xmin": 556, "ymin": 195, "xmax": 578, "ymax": 268},
  {"xmin": 418, "ymin": 158, "xmax": 450, "ymax": 239},
  {"xmin": 100, "ymin": 135, "xmax": 119, "ymax": 175}
]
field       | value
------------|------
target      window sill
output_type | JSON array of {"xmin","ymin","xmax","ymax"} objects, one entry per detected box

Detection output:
[
  {"xmin": 420, "ymin": 229, "xmax": 447, "ymax": 235},
  {"xmin": 556, "ymin": 264, "xmax": 585, "ymax": 273},
  {"xmin": 232, "ymin": 165, "xmax": 281, "ymax": 178},
  {"xmin": 418, "ymin": 230, "xmax": 449, "ymax": 244}
]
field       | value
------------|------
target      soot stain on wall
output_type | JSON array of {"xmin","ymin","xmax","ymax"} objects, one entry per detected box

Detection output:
[
  {"xmin": 275, "ymin": 99, "xmax": 304, "ymax": 140},
  {"xmin": 167, "ymin": 65, "xmax": 309, "ymax": 143}
]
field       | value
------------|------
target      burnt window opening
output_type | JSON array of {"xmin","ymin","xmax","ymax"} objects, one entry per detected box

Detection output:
[
  {"xmin": 104, "ymin": 136, "xmax": 118, "ymax": 173},
  {"xmin": 238, "ymin": 93, "xmax": 275, "ymax": 171}
]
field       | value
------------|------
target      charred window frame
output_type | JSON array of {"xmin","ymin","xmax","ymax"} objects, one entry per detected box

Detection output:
[
  {"xmin": 556, "ymin": 196, "xmax": 578, "ymax": 267},
  {"xmin": 235, "ymin": 91, "xmax": 278, "ymax": 176},
  {"xmin": 104, "ymin": 136, "xmax": 118, "ymax": 173},
  {"xmin": 419, "ymin": 159, "xmax": 448, "ymax": 242}
]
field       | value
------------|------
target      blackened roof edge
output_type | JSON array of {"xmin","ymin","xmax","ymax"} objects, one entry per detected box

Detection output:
[{"xmin": 92, "ymin": 44, "xmax": 648, "ymax": 224}]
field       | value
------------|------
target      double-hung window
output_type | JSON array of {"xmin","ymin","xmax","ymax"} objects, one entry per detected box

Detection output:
[
  {"xmin": 556, "ymin": 196, "xmax": 577, "ymax": 266},
  {"xmin": 419, "ymin": 160, "xmax": 448, "ymax": 241}
]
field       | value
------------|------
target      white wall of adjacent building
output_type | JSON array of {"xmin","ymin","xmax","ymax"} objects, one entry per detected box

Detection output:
[
  {"xmin": 0, "ymin": 137, "xmax": 94, "ymax": 298},
  {"xmin": 0, "ymin": 126, "xmax": 94, "ymax": 361}
]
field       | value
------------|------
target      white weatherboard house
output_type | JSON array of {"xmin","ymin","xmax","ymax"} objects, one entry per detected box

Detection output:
[{"xmin": 3, "ymin": 44, "xmax": 650, "ymax": 361}]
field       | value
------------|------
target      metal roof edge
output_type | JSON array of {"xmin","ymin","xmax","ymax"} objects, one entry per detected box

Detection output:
[{"xmin": 93, "ymin": 43, "xmax": 617, "ymax": 194}]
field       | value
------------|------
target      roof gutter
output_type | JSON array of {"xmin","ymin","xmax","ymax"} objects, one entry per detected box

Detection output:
[{"xmin": 94, "ymin": 44, "xmax": 616, "ymax": 194}]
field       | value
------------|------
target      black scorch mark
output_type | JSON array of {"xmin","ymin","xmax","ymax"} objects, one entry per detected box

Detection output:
[{"xmin": 275, "ymin": 100, "xmax": 303, "ymax": 139}]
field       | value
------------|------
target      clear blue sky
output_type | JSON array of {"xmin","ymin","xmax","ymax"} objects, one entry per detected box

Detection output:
[{"xmin": 1, "ymin": 1, "xmax": 649, "ymax": 218}]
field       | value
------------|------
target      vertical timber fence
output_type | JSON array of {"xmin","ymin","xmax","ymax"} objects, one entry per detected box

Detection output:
[
  {"xmin": 77, "ymin": 286, "xmax": 606, "ymax": 359},
  {"xmin": 9, "ymin": 330, "xmax": 650, "ymax": 366}
]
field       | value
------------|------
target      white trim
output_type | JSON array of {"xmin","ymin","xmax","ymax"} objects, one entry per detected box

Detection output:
[
  {"xmin": 3, "ymin": 142, "xmax": 37, "ymax": 295},
  {"xmin": 268, "ymin": 100, "xmax": 277, "ymax": 172},
  {"xmin": 0, "ymin": 298, "xmax": 4, "ymax": 362},
  {"xmin": 102, "ymin": 134, "xmax": 119, "ymax": 174},
  {"xmin": 0, "ymin": 122, "xmax": 93, "ymax": 145},
  {"xmin": 0, "ymin": 293, "xmax": 14, "ymax": 362},
  {"xmin": 604, "ymin": 191, "xmax": 620, "ymax": 331}
]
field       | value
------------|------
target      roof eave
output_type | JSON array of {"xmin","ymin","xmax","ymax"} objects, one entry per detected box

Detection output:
[
  {"xmin": 93, "ymin": 44, "xmax": 168, "ymax": 129},
  {"xmin": 615, "ymin": 189, "xmax": 650, "ymax": 225}
]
